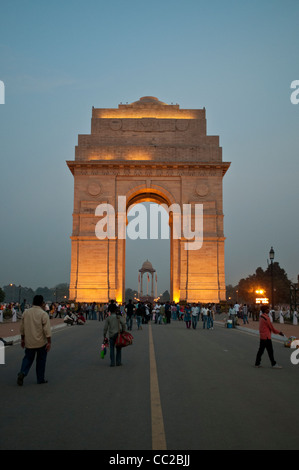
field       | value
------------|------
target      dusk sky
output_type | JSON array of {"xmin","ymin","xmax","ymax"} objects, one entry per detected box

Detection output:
[{"xmin": 0, "ymin": 0, "xmax": 298, "ymax": 296}]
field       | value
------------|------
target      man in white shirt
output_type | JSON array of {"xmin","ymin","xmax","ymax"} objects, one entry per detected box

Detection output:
[
  {"xmin": 191, "ymin": 304, "xmax": 200, "ymax": 329},
  {"xmin": 17, "ymin": 295, "xmax": 51, "ymax": 386},
  {"xmin": 201, "ymin": 305, "xmax": 208, "ymax": 329},
  {"xmin": 234, "ymin": 303, "xmax": 240, "ymax": 315}
]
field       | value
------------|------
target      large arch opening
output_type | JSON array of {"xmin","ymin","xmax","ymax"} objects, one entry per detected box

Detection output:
[
  {"xmin": 123, "ymin": 188, "xmax": 179, "ymax": 304},
  {"xmin": 125, "ymin": 201, "xmax": 170, "ymax": 302}
]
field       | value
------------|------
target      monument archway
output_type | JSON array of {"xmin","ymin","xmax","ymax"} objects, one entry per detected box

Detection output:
[
  {"xmin": 67, "ymin": 96, "xmax": 230, "ymax": 303},
  {"xmin": 123, "ymin": 186, "xmax": 178, "ymax": 303}
]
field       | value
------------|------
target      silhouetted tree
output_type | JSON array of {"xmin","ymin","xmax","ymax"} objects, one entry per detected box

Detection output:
[
  {"xmin": 125, "ymin": 288, "xmax": 138, "ymax": 302},
  {"xmin": 235, "ymin": 262, "xmax": 291, "ymax": 304}
]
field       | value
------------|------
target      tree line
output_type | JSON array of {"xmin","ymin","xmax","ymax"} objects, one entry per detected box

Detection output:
[
  {"xmin": 1, "ymin": 262, "xmax": 296, "ymax": 307},
  {"xmin": 0, "ymin": 283, "xmax": 69, "ymax": 304},
  {"xmin": 226, "ymin": 262, "xmax": 297, "ymax": 306}
]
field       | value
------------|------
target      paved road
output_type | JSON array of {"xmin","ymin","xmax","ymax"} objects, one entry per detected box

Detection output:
[{"xmin": 1, "ymin": 319, "xmax": 299, "ymax": 450}]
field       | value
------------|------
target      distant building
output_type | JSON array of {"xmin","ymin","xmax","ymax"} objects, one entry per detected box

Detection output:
[{"xmin": 138, "ymin": 260, "xmax": 157, "ymax": 303}]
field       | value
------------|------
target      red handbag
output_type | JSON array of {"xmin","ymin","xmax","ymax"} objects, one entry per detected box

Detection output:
[
  {"xmin": 115, "ymin": 331, "xmax": 133, "ymax": 348},
  {"xmin": 115, "ymin": 318, "xmax": 133, "ymax": 348}
]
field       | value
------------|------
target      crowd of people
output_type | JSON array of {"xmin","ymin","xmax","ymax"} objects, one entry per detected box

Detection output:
[
  {"xmin": 1, "ymin": 298, "xmax": 298, "ymax": 329},
  {"xmin": 227, "ymin": 302, "xmax": 298, "ymax": 327},
  {"xmin": 1, "ymin": 296, "xmax": 296, "ymax": 382}
]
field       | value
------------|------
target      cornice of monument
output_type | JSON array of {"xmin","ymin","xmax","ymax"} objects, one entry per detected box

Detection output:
[{"xmin": 66, "ymin": 160, "xmax": 230, "ymax": 177}]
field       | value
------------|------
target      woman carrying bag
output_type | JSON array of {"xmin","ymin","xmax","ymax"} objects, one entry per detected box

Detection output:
[{"xmin": 103, "ymin": 302, "xmax": 127, "ymax": 367}]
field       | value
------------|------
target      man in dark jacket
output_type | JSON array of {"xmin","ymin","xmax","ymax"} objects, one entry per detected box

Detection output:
[{"xmin": 125, "ymin": 299, "xmax": 135, "ymax": 331}]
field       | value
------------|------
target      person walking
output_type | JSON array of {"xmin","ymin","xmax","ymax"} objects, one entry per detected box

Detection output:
[
  {"xmin": 98, "ymin": 304, "xmax": 104, "ymax": 321},
  {"xmin": 234, "ymin": 302, "xmax": 240, "ymax": 318},
  {"xmin": 191, "ymin": 303, "xmax": 199, "ymax": 329},
  {"xmin": 153, "ymin": 303, "xmax": 160, "ymax": 324},
  {"xmin": 103, "ymin": 303, "xmax": 126, "ymax": 367},
  {"xmin": 242, "ymin": 304, "xmax": 249, "ymax": 324},
  {"xmin": 159, "ymin": 303, "xmax": 165, "ymax": 324},
  {"xmin": 179, "ymin": 304, "xmax": 184, "ymax": 321},
  {"xmin": 207, "ymin": 305, "xmax": 214, "ymax": 330},
  {"xmin": 55, "ymin": 303, "xmax": 62, "ymax": 318},
  {"xmin": 171, "ymin": 303, "xmax": 177, "ymax": 320},
  {"xmin": 165, "ymin": 301, "xmax": 171, "ymax": 324},
  {"xmin": 17, "ymin": 295, "xmax": 51, "ymax": 386},
  {"xmin": 201, "ymin": 305, "xmax": 208, "ymax": 329},
  {"xmin": 12, "ymin": 305, "xmax": 17, "ymax": 322},
  {"xmin": 228, "ymin": 304, "xmax": 236, "ymax": 328},
  {"xmin": 136, "ymin": 302, "xmax": 145, "ymax": 329},
  {"xmin": 255, "ymin": 304, "xmax": 285, "ymax": 369},
  {"xmin": 125, "ymin": 299, "xmax": 135, "ymax": 331},
  {"xmin": 184, "ymin": 304, "xmax": 191, "ymax": 329}
]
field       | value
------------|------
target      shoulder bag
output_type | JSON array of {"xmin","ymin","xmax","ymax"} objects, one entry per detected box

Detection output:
[{"xmin": 115, "ymin": 317, "xmax": 133, "ymax": 348}]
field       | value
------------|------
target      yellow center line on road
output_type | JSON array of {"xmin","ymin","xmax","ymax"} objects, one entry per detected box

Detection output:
[{"xmin": 148, "ymin": 322, "xmax": 167, "ymax": 450}]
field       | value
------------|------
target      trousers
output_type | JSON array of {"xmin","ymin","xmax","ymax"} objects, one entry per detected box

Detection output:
[
  {"xmin": 255, "ymin": 339, "xmax": 276, "ymax": 366},
  {"xmin": 19, "ymin": 345, "xmax": 48, "ymax": 383},
  {"xmin": 109, "ymin": 337, "xmax": 122, "ymax": 366}
]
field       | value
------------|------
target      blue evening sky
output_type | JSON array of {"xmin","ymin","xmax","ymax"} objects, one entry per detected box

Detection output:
[{"xmin": 0, "ymin": 0, "xmax": 298, "ymax": 295}]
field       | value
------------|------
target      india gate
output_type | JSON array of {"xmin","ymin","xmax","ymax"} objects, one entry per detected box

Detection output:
[{"xmin": 67, "ymin": 96, "xmax": 230, "ymax": 303}]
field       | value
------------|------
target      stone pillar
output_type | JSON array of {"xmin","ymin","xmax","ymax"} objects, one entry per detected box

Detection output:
[{"xmin": 151, "ymin": 272, "xmax": 154, "ymax": 297}]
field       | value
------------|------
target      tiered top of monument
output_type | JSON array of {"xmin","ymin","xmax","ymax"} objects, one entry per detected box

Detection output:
[
  {"xmin": 91, "ymin": 96, "xmax": 205, "ymax": 120},
  {"xmin": 70, "ymin": 96, "xmax": 226, "ymax": 166}
]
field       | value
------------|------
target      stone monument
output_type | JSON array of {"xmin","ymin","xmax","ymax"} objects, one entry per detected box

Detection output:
[
  {"xmin": 138, "ymin": 260, "xmax": 157, "ymax": 302},
  {"xmin": 67, "ymin": 96, "xmax": 230, "ymax": 303}
]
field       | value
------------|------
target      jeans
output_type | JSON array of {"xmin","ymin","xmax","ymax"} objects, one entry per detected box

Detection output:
[
  {"xmin": 207, "ymin": 316, "xmax": 214, "ymax": 329},
  {"xmin": 192, "ymin": 316, "xmax": 198, "ymax": 329},
  {"xmin": 127, "ymin": 316, "xmax": 133, "ymax": 331},
  {"xmin": 137, "ymin": 316, "xmax": 142, "ymax": 329},
  {"xmin": 203, "ymin": 315, "xmax": 208, "ymax": 329},
  {"xmin": 109, "ymin": 337, "xmax": 122, "ymax": 366},
  {"xmin": 19, "ymin": 345, "xmax": 48, "ymax": 383},
  {"xmin": 255, "ymin": 339, "xmax": 276, "ymax": 366}
]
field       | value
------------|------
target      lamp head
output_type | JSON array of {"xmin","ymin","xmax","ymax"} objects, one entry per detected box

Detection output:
[{"xmin": 269, "ymin": 246, "xmax": 275, "ymax": 261}]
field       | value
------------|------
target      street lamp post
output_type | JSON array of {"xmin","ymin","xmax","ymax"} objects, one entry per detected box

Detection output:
[{"xmin": 269, "ymin": 246, "xmax": 275, "ymax": 319}]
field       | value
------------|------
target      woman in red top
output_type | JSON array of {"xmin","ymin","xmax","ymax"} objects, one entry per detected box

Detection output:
[{"xmin": 255, "ymin": 305, "xmax": 285, "ymax": 368}]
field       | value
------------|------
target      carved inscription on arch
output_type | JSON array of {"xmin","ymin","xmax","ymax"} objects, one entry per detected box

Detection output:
[{"xmin": 75, "ymin": 167, "xmax": 219, "ymax": 177}]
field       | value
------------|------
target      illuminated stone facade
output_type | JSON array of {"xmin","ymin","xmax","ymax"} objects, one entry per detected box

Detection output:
[{"xmin": 67, "ymin": 96, "xmax": 230, "ymax": 303}]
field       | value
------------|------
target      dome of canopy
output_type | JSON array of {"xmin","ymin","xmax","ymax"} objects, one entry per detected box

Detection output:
[
  {"xmin": 132, "ymin": 96, "xmax": 167, "ymax": 106},
  {"xmin": 139, "ymin": 259, "xmax": 155, "ymax": 272}
]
